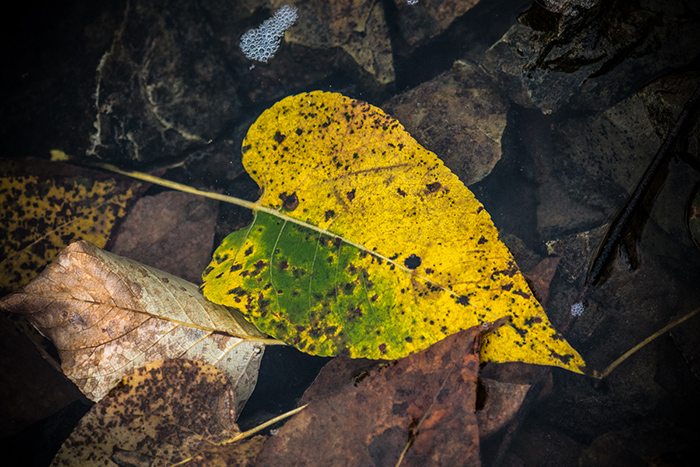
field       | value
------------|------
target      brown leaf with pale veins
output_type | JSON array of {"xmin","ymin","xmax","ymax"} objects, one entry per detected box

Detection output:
[
  {"xmin": 52, "ymin": 359, "xmax": 245, "ymax": 467},
  {"xmin": 255, "ymin": 321, "xmax": 503, "ymax": 467},
  {"xmin": 0, "ymin": 241, "xmax": 279, "ymax": 414}
]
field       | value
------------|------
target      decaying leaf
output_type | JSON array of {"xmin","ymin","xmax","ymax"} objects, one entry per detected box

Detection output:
[
  {"xmin": 273, "ymin": 0, "xmax": 395, "ymax": 83},
  {"xmin": 0, "ymin": 241, "xmax": 278, "ymax": 413},
  {"xmin": 393, "ymin": 0, "xmax": 482, "ymax": 46},
  {"xmin": 255, "ymin": 322, "xmax": 491, "ymax": 467},
  {"xmin": 476, "ymin": 378, "xmax": 531, "ymax": 439},
  {"xmin": 0, "ymin": 157, "xmax": 143, "ymax": 294},
  {"xmin": 202, "ymin": 91, "xmax": 585, "ymax": 372},
  {"xmin": 110, "ymin": 190, "xmax": 219, "ymax": 284},
  {"xmin": 180, "ymin": 436, "xmax": 267, "ymax": 467},
  {"xmin": 51, "ymin": 359, "xmax": 242, "ymax": 467},
  {"xmin": 523, "ymin": 256, "xmax": 561, "ymax": 309}
]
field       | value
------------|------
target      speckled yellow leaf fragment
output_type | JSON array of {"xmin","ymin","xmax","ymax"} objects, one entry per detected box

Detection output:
[
  {"xmin": 0, "ymin": 158, "xmax": 142, "ymax": 294},
  {"xmin": 202, "ymin": 91, "xmax": 585, "ymax": 373}
]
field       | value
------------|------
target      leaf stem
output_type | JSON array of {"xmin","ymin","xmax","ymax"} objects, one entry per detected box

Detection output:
[
  {"xmin": 91, "ymin": 162, "xmax": 480, "ymax": 313},
  {"xmin": 594, "ymin": 306, "xmax": 700, "ymax": 379},
  {"xmin": 93, "ymin": 162, "xmax": 259, "ymax": 210},
  {"xmin": 218, "ymin": 403, "xmax": 308, "ymax": 445}
]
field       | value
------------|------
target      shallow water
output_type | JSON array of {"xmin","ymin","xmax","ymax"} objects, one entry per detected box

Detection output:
[{"xmin": 1, "ymin": 0, "xmax": 700, "ymax": 465}]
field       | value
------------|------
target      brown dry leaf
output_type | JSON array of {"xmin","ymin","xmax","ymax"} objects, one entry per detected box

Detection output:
[
  {"xmin": 255, "ymin": 321, "xmax": 503, "ymax": 467},
  {"xmin": 51, "ymin": 359, "xmax": 243, "ymax": 467},
  {"xmin": 0, "ymin": 241, "xmax": 279, "ymax": 414}
]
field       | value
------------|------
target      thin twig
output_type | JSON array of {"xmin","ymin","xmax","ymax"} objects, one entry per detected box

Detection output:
[
  {"xmin": 218, "ymin": 403, "xmax": 308, "ymax": 446},
  {"xmin": 170, "ymin": 404, "xmax": 308, "ymax": 466},
  {"xmin": 593, "ymin": 306, "xmax": 700, "ymax": 379}
]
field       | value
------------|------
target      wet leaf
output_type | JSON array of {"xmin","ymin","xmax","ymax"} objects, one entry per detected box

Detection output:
[
  {"xmin": 476, "ymin": 377, "xmax": 531, "ymax": 439},
  {"xmin": 393, "ymin": 0, "xmax": 482, "ymax": 46},
  {"xmin": 0, "ymin": 157, "xmax": 143, "ymax": 294},
  {"xmin": 110, "ymin": 191, "xmax": 219, "ymax": 284},
  {"xmin": 523, "ymin": 256, "xmax": 561, "ymax": 309},
  {"xmin": 202, "ymin": 91, "xmax": 585, "ymax": 372},
  {"xmin": 51, "ymin": 359, "xmax": 244, "ymax": 467},
  {"xmin": 273, "ymin": 0, "xmax": 394, "ymax": 83},
  {"xmin": 0, "ymin": 241, "xmax": 275, "ymax": 412},
  {"xmin": 179, "ymin": 436, "xmax": 266, "ymax": 467},
  {"xmin": 255, "ymin": 322, "xmax": 492, "ymax": 467}
]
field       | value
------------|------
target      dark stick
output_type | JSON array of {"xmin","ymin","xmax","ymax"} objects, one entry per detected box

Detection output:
[{"xmin": 582, "ymin": 82, "xmax": 700, "ymax": 297}]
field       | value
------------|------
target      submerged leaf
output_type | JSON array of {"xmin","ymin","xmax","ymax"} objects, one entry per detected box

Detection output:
[
  {"xmin": 0, "ymin": 241, "xmax": 274, "ymax": 412},
  {"xmin": 0, "ymin": 158, "xmax": 142, "ymax": 294},
  {"xmin": 255, "ymin": 323, "xmax": 487, "ymax": 467},
  {"xmin": 51, "ymin": 359, "xmax": 241, "ymax": 467},
  {"xmin": 202, "ymin": 91, "xmax": 585, "ymax": 372}
]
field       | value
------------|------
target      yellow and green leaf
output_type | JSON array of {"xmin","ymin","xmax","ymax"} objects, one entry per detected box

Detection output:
[{"xmin": 202, "ymin": 91, "xmax": 585, "ymax": 372}]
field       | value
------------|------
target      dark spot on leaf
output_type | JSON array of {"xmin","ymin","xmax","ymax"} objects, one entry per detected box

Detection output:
[
  {"xmin": 280, "ymin": 260, "xmax": 289, "ymax": 270},
  {"xmin": 242, "ymin": 144, "xmax": 251, "ymax": 153},
  {"xmin": 379, "ymin": 343, "xmax": 387, "ymax": 353},
  {"xmin": 513, "ymin": 290, "xmax": 531, "ymax": 299},
  {"xmin": 426, "ymin": 182, "xmax": 441, "ymax": 192},
  {"xmin": 458, "ymin": 295, "xmax": 469, "ymax": 305},
  {"xmin": 274, "ymin": 131, "xmax": 286, "ymax": 143},
  {"xmin": 397, "ymin": 188, "xmax": 407, "ymax": 197},
  {"xmin": 550, "ymin": 350, "xmax": 572, "ymax": 365},
  {"xmin": 346, "ymin": 189, "xmax": 355, "ymax": 201},
  {"xmin": 230, "ymin": 263, "xmax": 242, "ymax": 272},
  {"xmin": 405, "ymin": 336, "xmax": 413, "ymax": 343},
  {"xmin": 404, "ymin": 254, "xmax": 421, "ymax": 269},
  {"xmin": 353, "ymin": 370, "xmax": 369, "ymax": 386},
  {"xmin": 279, "ymin": 192, "xmax": 299, "ymax": 211},
  {"xmin": 348, "ymin": 307, "xmax": 363, "ymax": 319},
  {"xmin": 501, "ymin": 283, "xmax": 513, "ymax": 291},
  {"xmin": 477, "ymin": 236, "xmax": 487, "ymax": 245},
  {"xmin": 325, "ymin": 210, "xmax": 335, "ymax": 221},
  {"xmin": 244, "ymin": 247, "xmax": 253, "ymax": 256}
]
